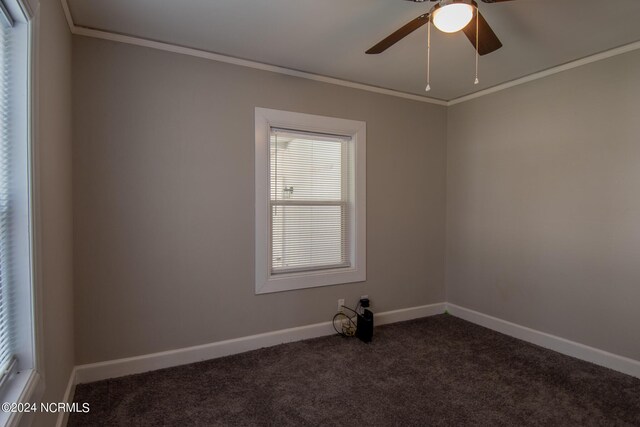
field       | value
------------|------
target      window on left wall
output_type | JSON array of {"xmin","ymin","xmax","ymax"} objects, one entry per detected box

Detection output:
[{"xmin": 0, "ymin": 0, "xmax": 39, "ymax": 423}]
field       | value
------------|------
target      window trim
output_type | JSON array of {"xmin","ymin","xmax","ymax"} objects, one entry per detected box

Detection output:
[
  {"xmin": 255, "ymin": 107, "xmax": 366, "ymax": 294},
  {"xmin": 0, "ymin": 1, "xmax": 43, "ymax": 425}
]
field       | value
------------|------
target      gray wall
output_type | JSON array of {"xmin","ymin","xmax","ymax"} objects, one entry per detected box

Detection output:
[
  {"xmin": 72, "ymin": 37, "xmax": 447, "ymax": 364},
  {"xmin": 446, "ymin": 49, "xmax": 640, "ymax": 361},
  {"xmin": 33, "ymin": 0, "xmax": 75, "ymax": 425}
]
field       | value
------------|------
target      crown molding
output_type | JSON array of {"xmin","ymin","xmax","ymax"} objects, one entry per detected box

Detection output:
[
  {"xmin": 74, "ymin": 25, "xmax": 449, "ymax": 106},
  {"xmin": 60, "ymin": 0, "xmax": 640, "ymax": 107},
  {"xmin": 448, "ymin": 39, "xmax": 640, "ymax": 105},
  {"xmin": 59, "ymin": 1, "xmax": 447, "ymax": 107},
  {"xmin": 60, "ymin": 0, "xmax": 73, "ymax": 31}
]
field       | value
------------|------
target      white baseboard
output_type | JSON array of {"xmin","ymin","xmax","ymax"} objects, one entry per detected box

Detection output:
[
  {"xmin": 57, "ymin": 300, "xmax": 640, "ymax": 426},
  {"xmin": 55, "ymin": 367, "xmax": 77, "ymax": 427},
  {"xmin": 446, "ymin": 303, "xmax": 640, "ymax": 379},
  {"xmin": 374, "ymin": 302, "xmax": 447, "ymax": 326},
  {"xmin": 74, "ymin": 302, "xmax": 446, "ymax": 385}
]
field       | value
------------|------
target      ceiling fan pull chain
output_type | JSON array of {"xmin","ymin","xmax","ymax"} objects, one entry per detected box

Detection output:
[
  {"xmin": 474, "ymin": 8, "xmax": 479, "ymax": 85},
  {"xmin": 425, "ymin": 19, "xmax": 431, "ymax": 92}
]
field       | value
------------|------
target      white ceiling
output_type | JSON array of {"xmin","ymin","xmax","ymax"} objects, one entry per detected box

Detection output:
[{"xmin": 67, "ymin": 0, "xmax": 640, "ymax": 101}]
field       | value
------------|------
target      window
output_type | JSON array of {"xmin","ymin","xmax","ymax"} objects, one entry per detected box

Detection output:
[
  {"xmin": 0, "ymin": 0, "xmax": 38, "ymax": 422},
  {"xmin": 0, "ymin": 14, "xmax": 12, "ymax": 387},
  {"xmin": 270, "ymin": 128, "xmax": 349, "ymax": 273},
  {"xmin": 255, "ymin": 108, "xmax": 366, "ymax": 294}
]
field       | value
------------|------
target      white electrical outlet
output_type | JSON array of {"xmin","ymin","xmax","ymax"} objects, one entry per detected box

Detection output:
[{"xmin": 338, "ymin": 299, "xmax": 345, "ymax": 312}]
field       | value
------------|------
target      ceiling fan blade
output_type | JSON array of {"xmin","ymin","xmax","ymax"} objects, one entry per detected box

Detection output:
[
  {"xmin": 366, "ymin": 13, "xmax": 430, "ymax": 54},
  {"xmin": 462, "ymin": 10, "xmax": 502, "ymax": 55}
]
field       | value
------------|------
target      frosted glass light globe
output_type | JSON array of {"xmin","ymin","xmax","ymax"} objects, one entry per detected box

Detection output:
[{"xmin": 433, "ymin": 3, "xmax": 474, "ymax": 33}]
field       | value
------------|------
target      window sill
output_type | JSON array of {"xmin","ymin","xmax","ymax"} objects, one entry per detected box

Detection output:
[
  {"xmin": 0, "ymin": 369, "xmax": 43, "ymax": 427},
  {"xmin": 257, "ymin": 265, "xmax": 366, "ymax": 294}
]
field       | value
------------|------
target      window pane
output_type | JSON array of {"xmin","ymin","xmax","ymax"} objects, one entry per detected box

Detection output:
[
  {"xmin": 269, "ymin": 128, "xmax": 350, "ymax": 274},
  {"xmin": 0, "ymin": 22, "xmax": 13, "ymax": 380},
  {"xmin": 271, "ymin": 204, "xmax": 347, "ymax": 272},
  {"xmin": 270, "ymin": 133, "xmax": 344, "ymax": 202}
]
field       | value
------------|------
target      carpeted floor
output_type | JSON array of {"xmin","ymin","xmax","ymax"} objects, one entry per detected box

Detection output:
[{"xmin": 69, "ymin": 314, "xmax": 640, "ymax": 426}]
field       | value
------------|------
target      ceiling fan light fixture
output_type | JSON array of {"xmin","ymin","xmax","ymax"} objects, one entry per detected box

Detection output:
[{"xmin": 432, "ymin": 1, "xmax": 475, "ymax": 33}]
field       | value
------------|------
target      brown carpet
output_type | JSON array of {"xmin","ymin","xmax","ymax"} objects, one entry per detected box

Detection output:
[{"xmin": 69, "ymin": 314, "xmax": 640, "ymax": 426}]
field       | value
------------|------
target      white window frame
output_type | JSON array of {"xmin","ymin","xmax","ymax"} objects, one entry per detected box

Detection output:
[
  {"xmin": 0, "ymin": 1, "xmax": 42, "ymax": 426},
  {"xmin": 255, "ymin": 107, "xmax": 366, "ymax": 294}
]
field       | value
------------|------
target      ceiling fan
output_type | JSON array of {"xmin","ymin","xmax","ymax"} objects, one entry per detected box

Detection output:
[{"xmin": 366, "ymin": 0, "xmax": 514, "ymax": 56}]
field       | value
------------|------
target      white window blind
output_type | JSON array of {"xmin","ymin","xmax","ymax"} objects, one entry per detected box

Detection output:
[
  {"xmin": 0, "ymin": 17, "xmax": 15, "ymax": 387},
  {"xmin": 269, "ymin": 128, "xmax": 351, "ymax": 274}
]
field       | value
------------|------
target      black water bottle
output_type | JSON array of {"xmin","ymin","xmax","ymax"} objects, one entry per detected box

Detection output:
[{"xmin": 356, "ymin": 309, "xmax": 374, "ymax": 343}]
